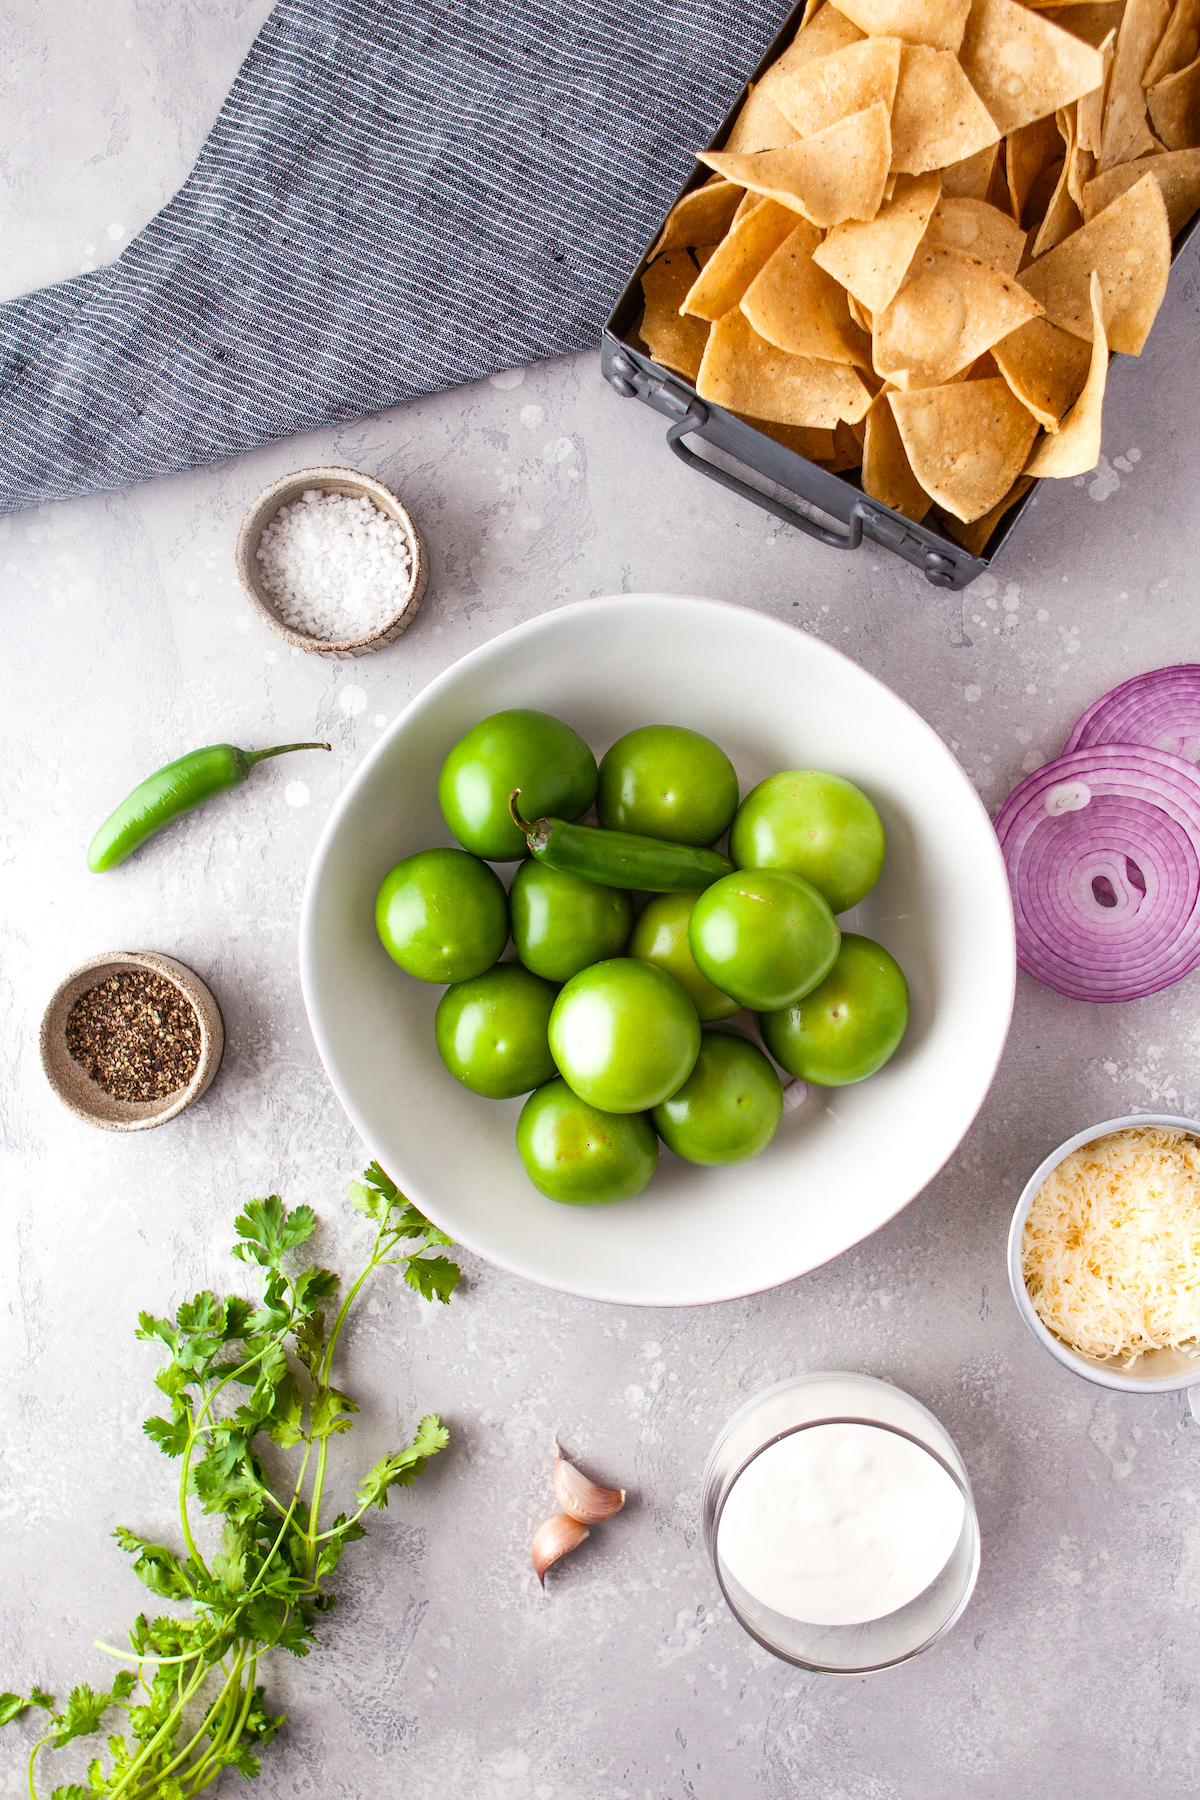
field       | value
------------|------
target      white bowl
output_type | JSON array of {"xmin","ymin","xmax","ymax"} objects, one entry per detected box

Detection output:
[
  {"xmin": 299, "ymin": 594, "xmax": 1015, "ymax": 1306},
  {"xmin": 1008, "ymin": 1112, "xmax": 1200, "ymax": 1400}
]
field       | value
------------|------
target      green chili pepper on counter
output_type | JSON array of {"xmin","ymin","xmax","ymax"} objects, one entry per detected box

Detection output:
[
  {"xmin": 88, "ymin": 741, "xmax": 331, "ymax": 872},
  {"xmin": 508, "ymin": 790, "xmax": 734, "ymax": 892}
]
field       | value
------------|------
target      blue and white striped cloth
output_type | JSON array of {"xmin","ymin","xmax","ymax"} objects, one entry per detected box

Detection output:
[{"xmin": 0, "ymin": 0, "xmax": 792, "ymax": 515}]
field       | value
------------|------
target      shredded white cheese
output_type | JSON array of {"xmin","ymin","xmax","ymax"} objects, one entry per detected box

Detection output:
[{"xmin": 1022, "ymin": 1126, "xmax": 1200, "ymax": 1365}]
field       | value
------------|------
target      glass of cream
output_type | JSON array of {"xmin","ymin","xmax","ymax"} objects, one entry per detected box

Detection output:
[{"xmin": 702, "ymin": 1372, "xmax": 980, "ymax": 1673}]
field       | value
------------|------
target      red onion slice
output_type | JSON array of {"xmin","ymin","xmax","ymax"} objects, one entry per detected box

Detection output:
[
  {"xmin": 994, "ymin": 745, "xmax": 1200, "ymax": 1001},
  {"xmin": 1065, "ymin": 664, "xmax": 1200, "ymax": 762}
]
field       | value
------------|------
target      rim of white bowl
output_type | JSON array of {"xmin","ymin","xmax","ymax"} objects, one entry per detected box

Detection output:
[
  {"xmin": 298, "ymin": 593, "xmax": 1017, "ymax": 1306},
  {"xmin": 1007, "ymin": 1112, "xmax": 1200, "ymax": 1393}
]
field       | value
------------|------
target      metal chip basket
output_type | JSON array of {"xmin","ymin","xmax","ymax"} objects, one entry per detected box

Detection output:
[{"xmin": 601, "ymin": 0, "xmax": 1200, "ymax": 590}]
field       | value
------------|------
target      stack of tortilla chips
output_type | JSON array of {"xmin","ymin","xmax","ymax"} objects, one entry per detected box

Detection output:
[{"xmin": 637, "ymin": 0, "xmax": 1200, "ymax": 554}]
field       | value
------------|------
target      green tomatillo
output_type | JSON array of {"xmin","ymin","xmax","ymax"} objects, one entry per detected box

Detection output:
[
  {"xmin": 688, "ymin": 868, "xmax": 839, "ymax": 1012},
  {"xmin": 653, "ymin": 1031, "xmax": 783, "ymax": 1165},
  {"xmin": 548, "ymin": 957, "xmax": 701, "ymax": 1113},
  {"xmin": 515, "ymin": 1078, "xmax": 658, "ymax": 1204},
  {"xmin": 759, "ymin": 932, "xmax": 910, "ymax": 1086},
  {"xmin": 629, "ymin": 890, "xmax": 740, "ymax": 1021},
  {"xmin": 376, "ymin": 847, "xmax": 508, "ymax": 983},
  {"xmin": 434, "ymin": 963, "xmax": 558, "ymax": 1098},
  {"xmin": 597, "ymin": 724, "xmax": 739, "ymax": 845},
  {"xmin": 510, "ymin": 858, "xmax": 632, "ymax": 982},
  {"xmin": 730, "ymin": 769, "xmax": 885, "ymax": 914},
  {"xmin": 438, "ymin": 709, "xmax": 597, "ymax": 861}
]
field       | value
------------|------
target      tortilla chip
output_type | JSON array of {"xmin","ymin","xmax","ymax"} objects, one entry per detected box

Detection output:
[
  {"xmin": 731, "ymin": 189, "xmax": 768, "ymax": 227},
  {"xmin": 700, "ymin": 104, "xmax": 892, "ymax": 227},
  {"xmin": 939, "ymin": 142, "xmax": 1000, "ymax": 202},
  {"xmin": 1034, "ymin": 2, "xmax": 1122, "ymax": 44},
  {"xmin": 741, "ymin": 222, "xmax": 874, "ymax": 364},
  {"xmin": 812, "ymin": 171, "xmax": 942, "ymax": 311},
  {"xmin": 680, "ymin": 200, "xmax": 802, "ymax": 320},
  {"xmin": 992, "ymin": 313, "xmax": 1092, "ymax": 429},
  {"xmin": 741, "ymin": 415, "xmax": 838, "ymax": 461},
  {"xmin": 1031, "ymin": 109, "xmax": 1084, "ymax": 253},
  {"xmin": 1082, "ymin": 145, "xmax": 1200, "ymax": 231},
  {"xmin": 1147, "ymin": 52, "xmax": 1200, "ymax": 150},
  {"xmin": 937, "ymin": 476, "xmax": 1034, "ymax": 554},
  {"xmin": 925, "ymin": 196, "xmax": 1026, "ymax": 274},
  {"xmin": 824, "ymin": 418, "xmax": 868, "ymax": 470},
  {"xmin": 696, "ymin": 310, "xmax": 874, "ymax": 425},
  {"xmin": 829, "ymin": 0, "xmax": 970, "ymax": 53},
  {"xmin": 1146, "ymin": 0, "xmax": 1200, "ymax": 86},
  {"xmin": 1076, "ymin": 27, "xmax": 1116, "ymax": 155},
  {"xmin": 1100, "ymin": 0, "xmax": 1171, "ymax": 169},
  {"xmin": 1018, "ymin": 172, "xmax": 1171, "ymax": 350},
  {"xmin": 862, "ymin": 389, "xmax": 932, "ymax": 519},
  {"xmin": 652, "ymin": 182, "xmax": 744, "ymax": 255},
  {"xmin": 771, "ymin": 37, "xmax": 902, "ymax": 139},
  {"xmin": 890, "ymin": 45, "xmax": 1001, "ymax": 173},
  {"xmin": 889, "ymin": 379, "xmax": 1040, "ymax": 520},
  {"xmin": 960, "ymin": 0, "xmax": 1105, "ymax": 135},
  {"xmin": 771, "ymin": 2, "xmax": 866, "ymax": 74},
  {"xmin": 874, "ymin": 245, "xmax": 1044, "ymax": 388},
  {"xmin": 847, "ymin": 292, "xmax": 875, "ymax": 332},
  {"xmin": 1068, "ymin": 136, "xmax": 1098, "ymax": 211},
  {"xmin": 1007, "ymin": 115, "xmax": 1065, "ymax": 222},
  {"xmin": 1026, "ymin": 271, "xmax": 1108, "ymax": 474},
  {"xmin": 640, "ymin": 253, "xmax": 712, "ymax": 381},
  {"xmin": 725, "ymin": 83, "xmax": 801, "ymax": 155},
  {"xmin": 968, "ymin": 349, "xmax": 1001, "ymax": 378}
]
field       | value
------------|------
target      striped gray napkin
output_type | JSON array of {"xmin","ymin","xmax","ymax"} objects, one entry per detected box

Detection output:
[{"xmin": 0, "ymin": 0, "xmax": 792, "ymax": 516}]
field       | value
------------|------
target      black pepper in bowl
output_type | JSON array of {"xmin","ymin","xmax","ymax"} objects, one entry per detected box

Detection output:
[{"xmin": 65, "ymin": 970, "xmax": 201, "ymax": 1102}]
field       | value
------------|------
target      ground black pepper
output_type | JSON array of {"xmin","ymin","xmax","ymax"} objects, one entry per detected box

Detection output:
[{"xmin": 65, "ymin": 970, "xmax": 201, "ymax": 1102}]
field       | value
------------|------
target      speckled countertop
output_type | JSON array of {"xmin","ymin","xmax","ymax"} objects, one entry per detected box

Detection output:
[{"xmin": 4, "ymin": 7, "xmax": 1200, "ymax": 1798}]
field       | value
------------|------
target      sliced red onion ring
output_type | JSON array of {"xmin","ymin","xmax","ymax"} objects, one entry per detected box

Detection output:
[
  {"xmin": 994, "ymin": 744, "xmax": 1200, "ymax": 1002},
  {"xmin": 1065, "ymin": 664, "xmax": 1200, "ymax": 762}
]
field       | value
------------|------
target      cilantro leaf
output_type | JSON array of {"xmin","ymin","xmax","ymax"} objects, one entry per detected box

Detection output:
[
  {"xmin": 404, "ymin": 1254, "xmax": 460, "ymax": 1305},
  {"xmin": 310, "ymin": 1387, "xmax": 358, "ymax": 1440},
  {"xmin": 355, "ymin": 1414, "xmax": 449, "ymax": 1510},
  {"xmin": 144, "ymin": 1412, "xmax": 190, "ymax": 1457},
  {"xmin": 232, "ymin": 1197, "xmax": 317, "ymax": 1267},
  {"xmin": 291, "ymin": 1265, "xmax": 339, "ymax": 1311},
  {"xmin": 0, "ymin": 1693, "xmax": 26, "ymax": 1727},
  {"xmin": 51, "ymin": 1683, "xmax": 123, "ymax": 1748},
  {"xmin": 114, "ymin": 1533, "xmax": 193, "ymax": 1602}
]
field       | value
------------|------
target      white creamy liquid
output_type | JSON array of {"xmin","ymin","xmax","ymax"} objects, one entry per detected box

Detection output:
[{"xmin": 717, "ymin": 1421, "xmax": 966, "ymax": 1627}]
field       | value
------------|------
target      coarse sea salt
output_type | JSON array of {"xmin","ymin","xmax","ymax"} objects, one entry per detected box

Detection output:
[{"xmin": 256, "ymin": 488, "xmax": 412, "ymax": 642}]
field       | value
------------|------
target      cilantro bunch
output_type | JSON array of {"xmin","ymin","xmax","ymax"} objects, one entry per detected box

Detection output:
[{"xmin": 2, "ymin": 1163, "xmax": 458, "ymax": 1800}]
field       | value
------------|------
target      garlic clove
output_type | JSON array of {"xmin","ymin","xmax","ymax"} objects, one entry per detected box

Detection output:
[
  {"xmin": 553, "ymin": 1447, "xmax": 626, "ymax": 1525},
  {"xmin": 531, "ymin": 1512, "xmax": 589, "ymax": 1586}
]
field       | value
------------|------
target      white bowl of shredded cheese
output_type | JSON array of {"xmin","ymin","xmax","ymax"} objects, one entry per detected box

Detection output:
[
  {"xmin": 1009, "ymin": 1114, "xmax": 1200, "ymax": 1399},
  {"xmin": 236, "ymin": 465, "xmax": 427, "ymax": 659}
]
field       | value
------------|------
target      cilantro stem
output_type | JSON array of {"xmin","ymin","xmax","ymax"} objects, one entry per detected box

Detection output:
[
  {"xmin": 27, "ymin": 1730, "xmax": 55, "ymax": 1800},
  {"xmin": 130, "ymin": 1649, "xmax": 247, "ymax": 1800},
  {"xmin": 12, "ymin": 1169, "xmax": 456, "ymax": 1800},
  {"xmin": 93, "ymin": 1640, "xmax": 198, "ymax": 1668}
]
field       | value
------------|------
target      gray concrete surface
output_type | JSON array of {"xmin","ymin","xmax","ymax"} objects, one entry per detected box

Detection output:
[{"xmin": 4, "ymin": 7, "xmax": 1200, "ymax": 1798}]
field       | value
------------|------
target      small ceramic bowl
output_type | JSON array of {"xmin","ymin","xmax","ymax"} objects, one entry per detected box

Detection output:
[
  {"xmin": 1008, "ymin": 1112, "xmax": 1200, "ymax": 1413},
  {"xmin": 40, "ymin": 951, "xmax": 224, "ymax": 1132},
  {"xmin": 235, "ymin": 465, "xmax": 428, "ymax": 659}
]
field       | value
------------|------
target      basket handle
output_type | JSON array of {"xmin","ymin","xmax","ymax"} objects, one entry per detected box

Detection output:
[{"xmin": 665, "ymin": 401, "xmax": 871, "ymax": 550}]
